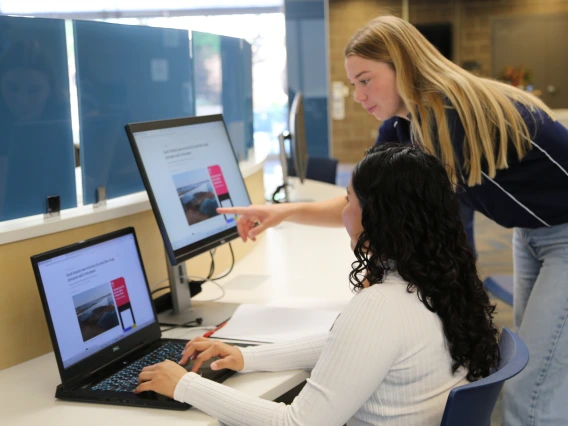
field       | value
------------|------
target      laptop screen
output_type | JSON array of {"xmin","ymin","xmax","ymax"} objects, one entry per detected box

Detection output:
[{"xmin": 36, "ymin": 232, "xmax": 156, "ymax": 369}]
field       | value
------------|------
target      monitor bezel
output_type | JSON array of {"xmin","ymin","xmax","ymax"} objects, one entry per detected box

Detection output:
[
  {"xmin": 125, "ymin": 114, "xmax": 251, "ymax": 266},
  {"xmin": 30, "ymin": 227, "xmax": 162, "ymax": 389},
  {"xmin": 289, "ymin": 92, "xmax": 308, "ymax": 183}
]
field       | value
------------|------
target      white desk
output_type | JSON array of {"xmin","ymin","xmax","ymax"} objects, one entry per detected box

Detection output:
[{"xmin": 0, "ymin": 178, "xmax": 355, "ymax": 426}]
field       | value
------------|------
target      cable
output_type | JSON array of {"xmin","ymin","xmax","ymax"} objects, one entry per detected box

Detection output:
[
  {"xmin": 151, "ymin": 285, "xmax": 170, "ymax": 295},
  {"xmin": 207, "ymin": 249, "xmax": 216, "ymax": 279},
  {"xmin": 150, "ymin": 248, "xmax": 216, "ymax": 292},
  {"xmin": 211, "ymin": 242, "xmax": 235, "ymax": 280},
  {"xmin": 196, "ymin": 278, "xmax": 226, "ymax": 302},
  {"xmin": 150, "ymin": 277, "xmax": 169, "ymax": 291},
  {"xmin": 152, "ymin": 275, "xmax": 226, "ymax": 301},
  {"xmin": 271, "ymin": 183, "xmax": 289, "ymax": 203},
  {"xmin": 150, "ymin": 243, "xmax": 234, "ymax": 301}
]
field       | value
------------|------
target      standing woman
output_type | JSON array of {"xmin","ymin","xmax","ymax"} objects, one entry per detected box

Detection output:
[{"xmin": 220, "ymin": 15, "xmax": 568, "ymax": 426}]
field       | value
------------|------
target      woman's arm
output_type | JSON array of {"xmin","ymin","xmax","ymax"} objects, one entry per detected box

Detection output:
[
  {"xmin": 171, "ymin": 288, "xmax": 402, "ymax": 426},
  {"xmin": 217, "ymin": 195, "xmax": 346, "ymax": 241},
  {"xmin": 238, "ymin": 333, "xmax": 328, "ymax": 372},
  {"xmin": 178, "ymin": 333, "xmax": 328, "ymax": 373}
]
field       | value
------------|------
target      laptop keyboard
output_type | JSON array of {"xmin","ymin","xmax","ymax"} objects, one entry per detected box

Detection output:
[{"xmin": 92, "ymin": 341, "xmax": 186, "ymax": 393}]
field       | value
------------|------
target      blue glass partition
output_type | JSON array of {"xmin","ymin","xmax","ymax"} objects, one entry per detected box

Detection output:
[
  {"xmin": 74, "ymin": 21, "xmax": 193, "ymax": 205},
  {"xmin": 285, "ymin": 0, "xmax": 330, "ymax": 157},
  {"xmin": 242, "ymin": 41, "xmax": 254, "ymax": 155},
  {"xmin": 193, "ymin": 32, "xmax": 253, "ymax": 161},
  {"xmin": 192, "ymin": 32, "xmax": 222, "ymax": 117},
  {"xmin": 0, "ymin": 15, "xmax": 76, "ymax": 221}
]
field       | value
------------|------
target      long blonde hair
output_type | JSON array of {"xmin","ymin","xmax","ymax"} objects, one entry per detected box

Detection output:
[{"xmin": 345, "ymin": 15, "xmax": 555, "ymax": 186}]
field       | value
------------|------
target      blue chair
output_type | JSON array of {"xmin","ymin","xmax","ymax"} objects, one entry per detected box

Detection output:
[
  {"xmin": 440, "ymin": 327, "xmax": 529, "ymax": 426},
  {"xmin": 287, "ymin": 156, "xmax": 339, "ymax": 185},
  {"xmin": 484, "ymin": 275, "xmax": 514, "ymax": 306}
]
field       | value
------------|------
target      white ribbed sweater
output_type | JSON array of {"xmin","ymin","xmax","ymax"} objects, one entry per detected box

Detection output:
[{"xmin": 174, "ymin": 273, "xmax": 469, "ymax": 425}]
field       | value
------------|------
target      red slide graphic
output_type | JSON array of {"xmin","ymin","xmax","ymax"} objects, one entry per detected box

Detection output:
[
  {"xmin": 208, "ymin": 165, "xmax": 236, "ymax": 223},
  {"xmin": 208, "ymin": 165, "xmax": 229, "ymax": 196},
  {"xmin": 111, "ymin": 277, "xmax": 130, "ymax": 307}
]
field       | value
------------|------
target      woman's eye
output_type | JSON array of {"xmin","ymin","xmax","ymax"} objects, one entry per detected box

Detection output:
[
  {"xmin": 360, "ymin": 79, "xmax": 369, "ymax": 85},
  {"xmin": 345, "ymin": 195, "xmax": 349, "ymax": 202}
]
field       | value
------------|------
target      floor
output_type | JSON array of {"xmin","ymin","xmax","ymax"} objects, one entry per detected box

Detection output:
[
  {"xmin": 266, "ymin": 160, "xmax": 514, "ymax": 424},
  {"xmin": 476, "ymin": 213, "xmax": 514, "ymax": 426}
]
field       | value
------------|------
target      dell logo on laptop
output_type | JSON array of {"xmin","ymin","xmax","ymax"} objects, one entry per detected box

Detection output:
[{"xmin": 113, "ymin": 346, "xmax": 120, "ymax": 352}]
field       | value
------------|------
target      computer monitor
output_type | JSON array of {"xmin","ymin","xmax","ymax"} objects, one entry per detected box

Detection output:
[
  {"xmin": 125, "ymin": 114, "xmax": 251, "ymax": 325},
  {"xmin": 275, "ymin": 91, "xmax": 309, "ymax": 202},
  {"xmin": 289, "ymin": 92, "xmax": 309, "ymax": 183}
]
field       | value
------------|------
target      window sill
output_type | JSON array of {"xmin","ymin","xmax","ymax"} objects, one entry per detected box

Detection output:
[{"xmin": 0, "ymin": 151, "xmax": 266, "ymax": 245}]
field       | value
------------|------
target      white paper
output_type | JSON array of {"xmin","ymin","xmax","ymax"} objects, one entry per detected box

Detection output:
[{"xmin": 213, "ymin": 304, "xmax": 340, "ymax": 343}]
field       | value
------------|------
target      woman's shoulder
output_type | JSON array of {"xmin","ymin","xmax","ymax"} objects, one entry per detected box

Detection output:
[
  {"xmin": 357, "ymin": 273, "xmax": 413, "ymax": 302},
  {"xmin": 377, "ymin": 117, "xmax": 409, "ymax": 144}
]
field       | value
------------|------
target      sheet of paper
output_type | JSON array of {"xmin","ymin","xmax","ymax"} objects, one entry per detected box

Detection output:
[{"xmin": 212, "ymin": 303, "xmax": 341, "ymax": 343}]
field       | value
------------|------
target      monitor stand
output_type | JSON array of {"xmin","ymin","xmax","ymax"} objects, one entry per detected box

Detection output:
[{"xmin": 157, "ymin": 253, "xmax": 239, "ymax": 327}]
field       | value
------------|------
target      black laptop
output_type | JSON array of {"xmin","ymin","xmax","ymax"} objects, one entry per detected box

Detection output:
[{"xmin": 31, "ymin": 227, "xmax": 235, "ymax": 410}]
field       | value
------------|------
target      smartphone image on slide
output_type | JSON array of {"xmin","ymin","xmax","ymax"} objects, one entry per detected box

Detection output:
[
  {"xmin": 220, "ymin": 198, "xmax": 236, "ymax": 223},
  {"xmin": 110, "ymin": 277, "xmax": 137, "ymax": 332}
]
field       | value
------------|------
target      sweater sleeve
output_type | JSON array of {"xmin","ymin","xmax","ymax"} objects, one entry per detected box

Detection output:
[
  {"xmin": 173, "ymin": 287, "xmax": 403, "ymax": 426},
  {"xmin": 238, "ymin": 332, "xmax": 328, "ymax": 373}
]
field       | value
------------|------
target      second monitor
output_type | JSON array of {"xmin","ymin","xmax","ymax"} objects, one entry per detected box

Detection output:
[{"xmin": 125, "ymin": 114, "xmax": 251, "ymax": 326}]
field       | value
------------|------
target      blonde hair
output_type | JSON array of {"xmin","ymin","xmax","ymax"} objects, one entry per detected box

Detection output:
[{"xmin": 345, "ymin": 15, "xmax": 555, "ymax": 186}]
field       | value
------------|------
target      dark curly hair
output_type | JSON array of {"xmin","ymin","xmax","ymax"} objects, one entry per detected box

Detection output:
[{"xmin": 349, "ymin": 143, "xmax": 500, "ymax": 382}]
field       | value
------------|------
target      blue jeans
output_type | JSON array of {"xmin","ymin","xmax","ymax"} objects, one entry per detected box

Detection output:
[{"xmin": 503, "ymin": 222, "xmax": 568, "ymax": 426}]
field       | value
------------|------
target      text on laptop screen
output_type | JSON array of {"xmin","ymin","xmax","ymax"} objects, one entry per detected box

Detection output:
[
  {"xmin": 37, "ymin": 233, "xmax": 155, "ymax": 369},
  {"xmin": 131, "ymin": 119, "xmax": 250, "ymax": 251}
]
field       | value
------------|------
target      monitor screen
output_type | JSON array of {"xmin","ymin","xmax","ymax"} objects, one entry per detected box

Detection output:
[
  {"xmin": 125, "ymin": 115, "xmax": 251, "ymax": 265},
  {"xmin": 34, "ymin": 231, "xmax": 156, "ymax": 369}
]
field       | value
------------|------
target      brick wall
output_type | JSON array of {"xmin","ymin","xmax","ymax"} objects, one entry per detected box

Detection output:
[
  {"xmin": 328, "ymin": 0, "xmax": 568, "ymax": 163},
  {"xmin": 328, "ymin": 0, "xmax": 402, "ymax": 163}
]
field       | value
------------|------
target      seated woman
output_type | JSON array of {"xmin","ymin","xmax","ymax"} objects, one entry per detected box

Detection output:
[{"xmin": 135, "ymin": 143, "xmax": 500, "ymax": 426}]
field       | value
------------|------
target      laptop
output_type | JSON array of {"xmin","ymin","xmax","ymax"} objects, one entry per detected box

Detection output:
[{"xmin": 31, "ymin": 227, "xmax": 235, "ymax": 410}]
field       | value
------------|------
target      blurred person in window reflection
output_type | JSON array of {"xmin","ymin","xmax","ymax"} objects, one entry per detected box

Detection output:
[
  {"xmin": 0, "ymin": 40, "xmax": 68, "ymax": 126},
  {"xmin": 0, "ymin": 40, "xmax": 71, "ymax": 217}
]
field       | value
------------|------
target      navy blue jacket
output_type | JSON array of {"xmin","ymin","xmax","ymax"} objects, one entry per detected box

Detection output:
[{"xmin": 376, "ymin": 106, "xmax": 568, "ymax": 229}]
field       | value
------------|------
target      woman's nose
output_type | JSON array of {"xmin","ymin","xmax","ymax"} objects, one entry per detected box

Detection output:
[{"xmin": 353, "ymin": 86, "xmax": 366, "ymax": 103}]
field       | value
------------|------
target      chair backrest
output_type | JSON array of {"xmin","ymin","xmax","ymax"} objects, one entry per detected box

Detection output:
[
  {"xmin": 287, "ymin": 156, "xmax": 339, "ymax": 185},
  {"xmin": 440, "ymin": 328, "xmax": 529, "ymax": 426}
]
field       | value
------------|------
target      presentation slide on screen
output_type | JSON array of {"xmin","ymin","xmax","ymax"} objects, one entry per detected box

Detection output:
[
  {"xmin": 38, "ymin": 235, "xmax": 155, "ymax": 368},
  {"xmin": 133, "ymin": 120, "xmax": 249, "ymax": 250}
]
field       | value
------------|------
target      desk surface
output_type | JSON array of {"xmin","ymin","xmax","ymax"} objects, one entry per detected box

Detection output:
[{"xmin": 0, "ymin": 178, "xmax": 355, "ymax": 426}]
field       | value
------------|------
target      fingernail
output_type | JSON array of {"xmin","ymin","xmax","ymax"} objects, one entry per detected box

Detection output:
[{"xmin": 211, "ymin": 362, "xmax": 218, "ymax": 370}]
